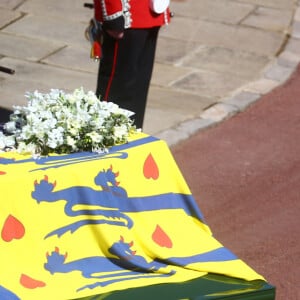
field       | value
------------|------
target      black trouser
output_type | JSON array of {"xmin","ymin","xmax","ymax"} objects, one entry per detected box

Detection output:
[{"xmin": 96, "ymin": 27, "xmax": 159, "ymax": 129}]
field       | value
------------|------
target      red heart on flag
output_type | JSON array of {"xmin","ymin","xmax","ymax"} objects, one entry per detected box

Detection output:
[
  {"xmin": 152, "ymin": 225, "xmax": 173, "ymax": 248},
  {"xmin": 1, "ymin": 215, "xmax": 25, "ymax": 242},
  {"xmin": 143, "ymin": 153, "xmax": 159, "ymax": 180},
  {"xmin": 20, "ymin": 274, "xmax": 46, "ymax": 289},
  {"xmin": 0, "ymin": 171, "xmax": 6, "ymax": 175}
]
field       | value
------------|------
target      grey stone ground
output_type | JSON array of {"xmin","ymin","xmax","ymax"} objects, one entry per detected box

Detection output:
[{"xmin": 1, "ymin": 0, "xmax": 300, "ymax": 145}]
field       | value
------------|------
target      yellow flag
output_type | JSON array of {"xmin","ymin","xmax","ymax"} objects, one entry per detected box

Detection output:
[{"xmin": 0, "ymin": 133, "xmax": 264, "ymax": 300}]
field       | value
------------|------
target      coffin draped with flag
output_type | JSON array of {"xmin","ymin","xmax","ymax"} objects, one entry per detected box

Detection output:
[{"xmin": 0, "ymin": 133, "xmax": 265, "ymax": 300}]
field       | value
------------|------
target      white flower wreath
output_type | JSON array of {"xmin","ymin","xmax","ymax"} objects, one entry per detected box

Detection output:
[{"xmin": 0, "ymin": 88, "xmax": 137, "ymax": 156}]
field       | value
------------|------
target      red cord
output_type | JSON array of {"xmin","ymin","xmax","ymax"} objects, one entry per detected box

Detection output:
[{"xmin": 104, "ymin": 41, "xmax": 119, "ymax": 101}]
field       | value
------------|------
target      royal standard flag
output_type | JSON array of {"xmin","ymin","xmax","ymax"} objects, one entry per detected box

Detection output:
[{"xmin": 0, "ymin": 133, "xmax": 264, "ymax": 300}]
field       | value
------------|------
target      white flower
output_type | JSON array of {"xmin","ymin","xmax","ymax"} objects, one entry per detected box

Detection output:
[
  {"xmin": 0, "ymin": 88, "xmax": 136, "ymax": 155},
  {"xmin": 0, "ymin": 132, "xmax": 15, "ymax": 148},
  {"xmin": 4, "ymin": 121, "xmax": 16, "ymax": 133},
  {"xmin": 17, "ymin": 141, "xmax": 35, "ymax": 154},
  {"xmin": 0, "ymin": 133, "xmax": 7, "ymax": 149},
  {"xmin": 47, "ymin": 127, "xmax": 64, "ymax": 148},
  {"xmin": 0, "ymin": 141, "xmax": 4, "ymax": 150},
  {"xmin": 4, "ymin": 135, "xmax": 16, "ymax": 147},
  {"xmin": 66, "ymin": 135, "xmax": 77, "ymax": 148},
  {"xmin": 114, "ymin": 125, "xmax": 128, "ymax": 139},
  {"xmin": 86, "ymin": 131, "xmax": 103, "ymax": 143}
]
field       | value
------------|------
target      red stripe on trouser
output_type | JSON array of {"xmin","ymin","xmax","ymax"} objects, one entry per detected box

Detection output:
[{"xmin": 104, "ymin": 41, "xmax": 119, "ymax": 101}]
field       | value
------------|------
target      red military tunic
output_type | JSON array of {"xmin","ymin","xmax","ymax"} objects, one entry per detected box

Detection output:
[{"xmin": 93, "ymin": 0, "xmax": 170, "ymax": 30}]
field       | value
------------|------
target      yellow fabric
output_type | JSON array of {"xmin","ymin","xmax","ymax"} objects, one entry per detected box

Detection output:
[{"xmin": 0, "ymin": 133, "xmax": 264, "ymax": 300}]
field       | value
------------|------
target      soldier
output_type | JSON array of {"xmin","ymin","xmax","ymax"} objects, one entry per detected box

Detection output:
[{"xmin": 92, "ymin": 0, "xmax": 171, "ymax": 129}]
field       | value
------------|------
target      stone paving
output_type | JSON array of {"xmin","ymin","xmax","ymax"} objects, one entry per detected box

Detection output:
[{"xmin": 1, "ymin": 0, "xmax": 300, "ymax": 145}]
